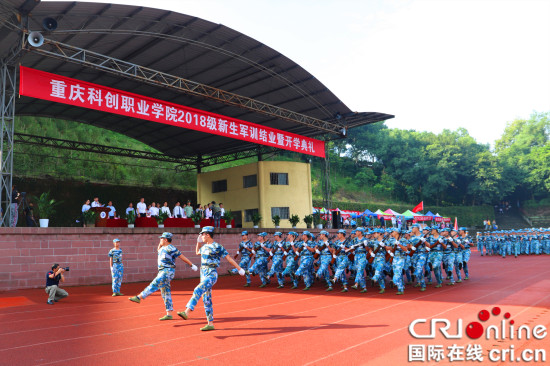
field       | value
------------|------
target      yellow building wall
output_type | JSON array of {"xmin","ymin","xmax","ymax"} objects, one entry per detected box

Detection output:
[{"xmin": 197, "ymin": 161, "xmax": 312, "ymax": 229}]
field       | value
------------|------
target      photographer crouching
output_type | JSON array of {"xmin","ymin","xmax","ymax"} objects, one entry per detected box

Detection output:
[{"xmin": 45, "ymin": 264, "xmax": 69, "ymax": 305}]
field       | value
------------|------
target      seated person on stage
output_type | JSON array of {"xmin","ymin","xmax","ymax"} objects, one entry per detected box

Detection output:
[{"xmin": 45, "ymin": 264, "xmax": 69, "ymax": 305}]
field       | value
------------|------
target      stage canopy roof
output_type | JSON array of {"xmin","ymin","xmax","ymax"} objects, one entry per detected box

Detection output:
[{"xmin": 0, "ymin": 0, "xmax": 394, "ymax": 164}]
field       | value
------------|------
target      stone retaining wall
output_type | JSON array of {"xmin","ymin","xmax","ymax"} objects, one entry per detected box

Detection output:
[{"xmin": 0, "ymin": 227, "xmax": 337, "ymax": 291}]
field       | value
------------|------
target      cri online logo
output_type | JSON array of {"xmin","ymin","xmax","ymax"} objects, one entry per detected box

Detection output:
[{"xmin": 409, "ymin": 307, "xmax": 547, "ymax": 340}]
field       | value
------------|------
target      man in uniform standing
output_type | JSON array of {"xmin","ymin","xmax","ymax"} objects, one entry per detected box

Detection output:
[{"xmin": 109, "ymin": 238, "xmax": 124, "ymax": 296}]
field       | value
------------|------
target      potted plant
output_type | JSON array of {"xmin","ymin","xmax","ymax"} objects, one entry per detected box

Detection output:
[
  {"xmin": 126, "ymin": 210, "xmax": 136, "ymax": 228},
  {"xmin": 272, "ymin": 215, "xmax": 281, "ymax": 228},
  {"xmin": 156, "ymin": 211, "xmax": 169, "ymax": 228},
  {"xmin": 83, "ymin": 210, "xmax": 98, "ymax": 228},
  {"xmin": 304, "ymin": 214, "xmax": 314, "ymax": 229},
  {"xmin": 313, "ymin": 212, "xmax": 323, "ymax": 229},
  {"xmin": 289, "ymin": 214, "xmax": 300, "ymax": 228},
  {"xmin": 251, "ymin": 213, "xmax": 262, "ymax": 228},
  {"xmin": 224, "ymin": 210, "xmax": 234, "ymax": 228},
  {"xmin": 32, "ymin": 192, "xmax": 62, "ymax": 228},
  {"xmin": 191, "ymin": 212, "xmax": 203, "ymax": 228}
]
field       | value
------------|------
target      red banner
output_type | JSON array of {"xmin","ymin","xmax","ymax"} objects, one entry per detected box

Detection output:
[{"xmin": 19, "ymin": 66, "xmax": 325, "ymax": 158}]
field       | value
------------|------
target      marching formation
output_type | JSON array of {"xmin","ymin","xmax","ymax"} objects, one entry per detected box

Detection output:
[
  {"xmin": 229, "ymin": 225, "xmax": 473, "ymax": 294},
  {"xmin": 477, "ymin": 228, "xmax": 550, "ymax": 258}
]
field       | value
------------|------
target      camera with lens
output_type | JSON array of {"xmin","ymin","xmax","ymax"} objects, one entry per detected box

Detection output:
[{"xmin": 63, "ymin": 267, "xmax": 70, "ymax": 271}]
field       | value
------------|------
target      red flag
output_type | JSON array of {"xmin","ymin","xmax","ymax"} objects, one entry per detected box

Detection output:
[
  {"xmin": 454, "ymin": 217, "xmax": 458, "ymax": 231},
  {"xmin": 412, "ymin": 201, "xmax": 423, "ymax": 213}
]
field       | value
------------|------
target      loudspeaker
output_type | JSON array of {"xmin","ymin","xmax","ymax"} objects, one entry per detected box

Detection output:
[
  {"xmin": 42, "ymin": 17, "xmax": 58, "ymax": 31},
  {"xmin": 28, "ymin": 32, "xmax": 44, "ymax": 47},
  {"xmin": 332, "ymin": 210, "xmax": 341, "ymax": 229}
]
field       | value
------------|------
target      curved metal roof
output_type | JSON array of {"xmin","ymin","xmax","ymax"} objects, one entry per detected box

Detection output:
[{"xmin": 0, "ymin": 0, "xmax": 393, "ymax": 159}]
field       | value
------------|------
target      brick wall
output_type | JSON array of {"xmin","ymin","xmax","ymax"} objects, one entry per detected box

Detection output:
[{"xmin": 0, "ymin": 227, "xmax": 337, "ymax": 291}]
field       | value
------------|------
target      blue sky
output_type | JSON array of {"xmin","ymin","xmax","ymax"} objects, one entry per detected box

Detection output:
[{"xmin": 52, "ymin": 0, "xmax": 550, "ymax": 145}]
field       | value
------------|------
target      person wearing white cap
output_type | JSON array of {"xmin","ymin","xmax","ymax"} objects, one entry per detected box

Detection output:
[
  {"xmin": 129, "ymin": 232, "xmax": 198, "ymax": 321},
  {"xmin": 108, "ymin": 238, "xmax": 124, "ymax": 296},
  {"xmin": 177, "ymin": 226, "xmax": 245, "ymax": 331}
]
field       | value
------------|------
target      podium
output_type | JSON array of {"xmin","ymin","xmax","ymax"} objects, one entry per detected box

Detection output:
[{"xmin": 91, "ymin": 207, "xmax": 111, "ymax": 227}]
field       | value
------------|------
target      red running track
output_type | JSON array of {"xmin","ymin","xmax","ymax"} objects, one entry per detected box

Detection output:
[{"xmin": 1, "ymin": 251, "xmax": 549, "ymax": 366}]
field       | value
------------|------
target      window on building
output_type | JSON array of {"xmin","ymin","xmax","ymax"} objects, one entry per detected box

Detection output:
[
  {"xmin": 243, "ymin": 174, "xmax": 257, "ymax": 188},
  {"xmin": 270, "ymin": 172, "xmax": 288, "ymax": 185},
  {"xmin": 244, "ymin": 208, "xmax": 259, "ymax": 222},
  {"xmin": 271, "ymin": 207, "xmax": 290, "ymax": 220},
  {"xmin": 212, "ymin": 179, "xmax": 227, "ymax": 193}
]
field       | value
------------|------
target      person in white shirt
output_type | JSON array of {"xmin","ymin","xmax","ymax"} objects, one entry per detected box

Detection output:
[
  {"xmin": 137, "ymin": 198, "xmax": 147, "ymax": 218},
  {"xmin": 205, "ymin": 203, "xmax": 212, "ymax": 219},
  {"xmin": 161, "ymin": 201, "xmax": 172, "ymax": 217},
  {"xmin": 126, "ymin": 203, "xmax": 135, "ymax": 216},
  {"xmin": 146, "ymin": 204, "xmax": 152, "ymax": 218},
  {"xmin": 173, "ymin": 202, "xmax": 184, "ymax": 218},
  {"xmin": 91, "ymin": 197, "xmax": 102, "ymax": 208},
  {"xmin": 150, "ymin": 202, "xmax": 159, "ymax": 217},
  {"xmin": 219, "ymin": 203, "xmax": 225, "ymax": 218},
  {"xmin": 106, "ymin": 201, "xmax": 116, "ymax": 219}
]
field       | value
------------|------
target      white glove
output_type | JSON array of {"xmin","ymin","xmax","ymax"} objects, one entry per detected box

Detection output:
[
  {"xmin": 283, "ymin": 251, "xmax": 288, "ymax": 255},
  {"xmin": 315, "ymin": 249, "xmax": 320, "ymax": 254},
  {"xmin": 269, "ymin": 252, "xmax": 273, "ymax": 257},
  {"xmin": 340, "ymin": 244, "xmax": 345, "ymax": 249},
  {"xmin": 448, "ymin": 237, "xmax": 454, "ymax": 242},
  {"xmin": 236, "ymin": 250, "xmax": 240, "ymax": 255},
  {"xmin": 278, "ymin": 243, "xmax": 283, "ymax": 248},
  {"xmin": 294, "ymin": 251, "xmax": 299, "ymax": 255},
  {"xmin": 411, "ymin": 246, "xmax": 416, "ymax": 251},
  {"xmin": 456, "ymin": 239, "xmax": 462, "ymax": 244},
  {"xmin": 370, "ymin": 252, "xmax": 375, "ymax": 258},
  {"xmin": 110, "ymin": 266, "xmax": 113, "ymax": 271},
  {"xmin": 379, "ymin": 242, "xmax": 385, "ymax": 247},
  {"xmin": 303, "ymin": 242, "xmax": 309, "ymax": 247},
  {"xmin": 425, "ymin": 246, "xmax": 431, "ymax": 252},
  {"xmin": 389, "ymin": 252, "xmax": 394, "ymax": 257},
  {"xmin": 238, "ymin": 268, "xmax": 245, "ymax": 276},
  {"xmin": 332, "ymin": 254, "xmax": 337, "ymax": 259},
  {"xmin": 191, "ymin": 264, "xmax": 198, "ymax": 271},
  {"xmin": 420, "ymin": 237, "xmax": 426, "ymax": 243},
  {"xmin": 438, "ymin": 238, "xmax": 444, "ymax": 243},
  {"xmin": 252, "ymin": 250, "xmax": 256, "ymax": 255},
  {"xmin": 197, "ymin": 234, "xmax": 203, "ymax": 244}
]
